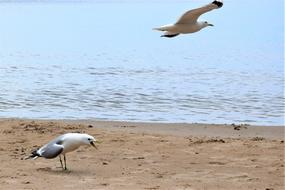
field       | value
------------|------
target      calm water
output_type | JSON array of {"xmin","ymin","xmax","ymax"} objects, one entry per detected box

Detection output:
[{"xmin": 0, "ymin": 1, "xmax": 284, "ymax": 125}]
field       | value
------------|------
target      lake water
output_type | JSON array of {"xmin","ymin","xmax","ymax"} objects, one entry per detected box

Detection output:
[{"xmin": 0, "ymin": 1, "xmax": 284, "ymax": 125}]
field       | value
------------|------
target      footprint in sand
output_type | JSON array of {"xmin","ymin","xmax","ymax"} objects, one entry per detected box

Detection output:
[
  {"xmin": 208, "ymin": 161, "xmax": 226, "ymax": 165},
  {"xmin": 36, "ymin": 167, "xmax": 52, "ymax": 172}
]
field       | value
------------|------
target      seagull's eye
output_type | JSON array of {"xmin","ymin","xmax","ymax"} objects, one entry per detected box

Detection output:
[{"xmin": 87, "ymin": 138, "xmax": 91, "ymax": 141}]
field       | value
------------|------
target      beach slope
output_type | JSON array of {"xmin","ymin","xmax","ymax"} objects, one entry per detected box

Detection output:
[{"xmin": 0, "ymin": 119, "xmax": 284, "ymax": 190}]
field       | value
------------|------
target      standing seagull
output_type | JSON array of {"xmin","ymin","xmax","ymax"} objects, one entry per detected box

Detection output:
[
  {"xmin": 26, "ymin": 133, "xmax": 98, "ymax": 170},
  {"xmin": 153, "ymin": 0, "xmax": 223, "ymax": 38}
]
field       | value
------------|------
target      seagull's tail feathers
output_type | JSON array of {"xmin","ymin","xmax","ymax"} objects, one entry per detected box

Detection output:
[
  {"xmin": 153, "ymin": 24, "xmax": 174, "ymax": 31},
  {"xmin": 24, "ymin": 149, "xmax": 41, "ymax": 160},
  {"xmin": 153, "ymin": 25, "xmax": 179, "ymax": 37},
  {"xmin": 153, "ymin": 27, "xmax": 164, "ymax": 31}
]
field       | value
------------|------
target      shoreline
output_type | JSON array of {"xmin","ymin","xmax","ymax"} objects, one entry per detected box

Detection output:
[
  {"xmin": 1, "ymin": 118, "xmax": 284, "ymax": 140},
  {"xmin": 1, "ymin": 117, "xmax": 284, "ymax": 127},
  {"xmin": 0, "ymin": 118, "xmax": 284, "ymax": 189}
]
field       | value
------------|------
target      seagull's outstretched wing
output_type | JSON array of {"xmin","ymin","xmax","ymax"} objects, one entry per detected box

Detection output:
[{"xmin": 176, "ymin": 0, "xmax": 223, "ymax": 24}]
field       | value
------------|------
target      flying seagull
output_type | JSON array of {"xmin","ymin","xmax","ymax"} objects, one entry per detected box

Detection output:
[
  {"xmin": 153, "ymin": 0, "xmax": 223, "ymax": 38},
  {"xmin": 26, "ymin": 133, "xmax": 98, "ymax": 170}
]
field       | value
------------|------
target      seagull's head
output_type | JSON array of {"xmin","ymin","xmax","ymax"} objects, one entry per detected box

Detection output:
[
  {"xmin": 204, "ymin": 21, "xmax": 214, "ymax": 27},
  {"xmin": 81, "ymin": 134, "xmax": 98, "ymax": 149}
]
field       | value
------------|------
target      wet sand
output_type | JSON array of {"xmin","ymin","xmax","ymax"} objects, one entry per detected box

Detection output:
[{"xmin": 0, "ymin": 119, "xmax": 284, "ymax": 190}]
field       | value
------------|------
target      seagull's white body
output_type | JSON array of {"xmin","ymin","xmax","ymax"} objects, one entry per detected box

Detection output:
[
  {"xmin": 37, "ymin": 133, "xmax": 94, "ymax": 156},
  {"xmin": 154, "ymin": 0, "xmax": 223, "ymax": 38},
  {"xmin": 28, "ymin": 133, "xmax": 97, "ymax": 170},
  {"xmin": 156, "ymin": 22, "xmax": 206, "ymax": 34}
]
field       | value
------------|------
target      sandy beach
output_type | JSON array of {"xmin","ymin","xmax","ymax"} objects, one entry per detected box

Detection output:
[{"xmin": 0, "ymin": 119, "xmax": 284, "ymax": 190}]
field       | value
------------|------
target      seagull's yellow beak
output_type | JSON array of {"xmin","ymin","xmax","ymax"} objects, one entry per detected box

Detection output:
[{"xmin": 90, "ymin": 141, "xmax": 98, "ymax": 149}]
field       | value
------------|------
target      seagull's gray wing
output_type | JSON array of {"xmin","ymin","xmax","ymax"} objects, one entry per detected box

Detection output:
[
  {"xmin": 40, "ymin": 143, "xmax": 63, "ymax": 159},
  {"xmin": 176, "ymin": 0, "xmax": 223, "ymax": 24},
  {"xmin": 37, "ymin": 135, "xmax": 65, "ymax": 159}
]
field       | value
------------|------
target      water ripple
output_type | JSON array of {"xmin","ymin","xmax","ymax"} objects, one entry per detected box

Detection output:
[{"xmin": 0, "ymin": 54, "xmax": 284, "ymax": 125}]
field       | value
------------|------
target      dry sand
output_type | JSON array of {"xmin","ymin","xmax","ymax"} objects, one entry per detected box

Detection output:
[{"xmin": 0, "ymin": 119, "xmax": 284, "ymax": 190}]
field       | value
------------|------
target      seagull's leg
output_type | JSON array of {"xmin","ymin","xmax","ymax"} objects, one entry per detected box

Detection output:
[
  {"xmin": 63, "ymin": 154, "xmax": 67, "ymax": 170},
  {"xmin": 59, "ymin": 155, "xmax": 64, "ymax": 170}
]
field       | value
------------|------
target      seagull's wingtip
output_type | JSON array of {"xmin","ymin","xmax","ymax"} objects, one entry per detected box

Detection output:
[{"xmin": 212, "ymin": 0, "xmax": 223, "ymax": 8}]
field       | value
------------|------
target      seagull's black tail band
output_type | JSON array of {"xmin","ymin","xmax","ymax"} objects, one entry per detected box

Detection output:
[{"xmin": 25, "ymin": 149, "xmax": 41, "ymax": 160}]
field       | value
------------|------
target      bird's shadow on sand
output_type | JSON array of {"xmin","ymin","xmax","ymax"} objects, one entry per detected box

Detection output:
[{"xmin": 36, "ymin": 167, "xmax": 94, "ymax": 176}]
